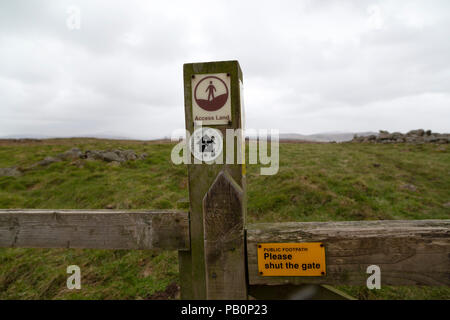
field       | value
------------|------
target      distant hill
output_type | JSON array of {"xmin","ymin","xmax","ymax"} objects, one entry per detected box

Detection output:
[
  {"xmin": 1, "ymin": 131, "xmax": 376, "ymax": 142},
  {"xmin": 245, "ymin": 132, "xmax": 377, "ymax": 143},
  {"xmin": 0, "ymin": 134, "xmax": 53, "ymax": 140},
  {"xmin": 0, "ymin": 132, "xmax": 141, "ymax": 141},
  {"xmin": 278, "ymin": 132, "xmax": 377, "ymax": 142}
]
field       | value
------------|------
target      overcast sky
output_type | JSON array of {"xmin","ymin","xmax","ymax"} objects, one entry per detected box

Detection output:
[{"xmin": 1, "ymin": 0, "xmax": 449, "ymax": 139}]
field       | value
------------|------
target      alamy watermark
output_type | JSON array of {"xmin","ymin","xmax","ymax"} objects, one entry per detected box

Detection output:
[
  {"xmin": 366, "ymin": 265, "xmax": 381, "ymax": 289},
  {"xmin": 170, "ymin": 125, "xmax": 279, "ymax": 175},
  {"xmin": 67, "ymin": 265, "xmax": 81, "ymax": 289},
  {"xmin": 66, "ymin": 6, "xmax": 81, "ymax": 30}
]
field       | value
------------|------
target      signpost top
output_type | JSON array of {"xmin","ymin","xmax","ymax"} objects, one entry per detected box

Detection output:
[
  {"xmin": 183, "ymin": 60, "xmax": 243, "ymax": 80},
  {"xmin": 183, "ymin": 60, "xmax": 244, "ymax": 131}
]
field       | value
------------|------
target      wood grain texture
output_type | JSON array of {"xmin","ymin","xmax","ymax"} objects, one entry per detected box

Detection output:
[
  {"xmin": 0, "ymin": 209, "xmax": 189, "ymax": 250},
  {"xmin": 247, "ymin": 220, "xmax": 450, "ymax": 286},
  {"xmin": 181, "ymin": 60, "xmax": 246, "ymax": 299},
  {"xmin": 203, "ymin": 171, "xmax": 247, "ymax": 299}
]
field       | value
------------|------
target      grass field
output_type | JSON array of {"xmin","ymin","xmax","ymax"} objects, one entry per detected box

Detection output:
[{"xmin": 0, "ymin": 138, "xmax": 449, "ymax": 299}]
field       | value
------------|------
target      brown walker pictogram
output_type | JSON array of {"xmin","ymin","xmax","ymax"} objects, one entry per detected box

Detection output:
[{"xmin": 194, "ymin": 76, "xmax": 229, "ymax": 112}]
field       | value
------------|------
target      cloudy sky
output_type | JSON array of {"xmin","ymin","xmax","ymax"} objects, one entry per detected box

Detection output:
[{"xmin": 1, "ymin": 0, "xmax": 449, "ymax": 139}]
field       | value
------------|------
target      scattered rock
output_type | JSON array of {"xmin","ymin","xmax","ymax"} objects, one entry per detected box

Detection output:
[
  {"xmin": 443, "ymin": 202, "xmax": 450, "ymax": 208},
  {"xmin": 105, "ymin": 204, "xmax": 116, "ymax": 209},
  {"xmin": 102, "ymin": 151, "xmax": 122, "ymax": 162},
  {"xmin": 352, "ymin": 129, "xmax": 449, "ymax": 144},
  {"xmin": 372, "ymin": 163, "xmax": 381, "ymax": 168},
  {"xmin": 123, "ymin": 149, "xmax": 138, "ymax": 161},
  {"xmin": 84, "ymin": 150, "xmax": 103, "ymax": 161},
  {"xmin": 399, "ymin": 183, "xmax": 418, "ymax": 192},
  {"xmin": 83, "ymin": 149, "xmax": 140, "ymax": 163},
  {"xmin": 57, "ymin": 148, "xmax": 82, "ymax": 160},
  {"xmin": 407, "ymin": 129, "xmax": 425, "ymax": 137},
  {"xmin": 70, "ymin": 160, "xmax": 85, "ymax": 168},
  {"xmin": 11, "ymin": 148, "xmax": 147, "ymax": 175},
  {"xmin": 34, "ymin": 156, "xmax": 61, "ymax": 167},
  {"xmin": 0, "ymin": 167, "xmax": 22, "ymax": 177},
  {"xmin": 107, "ymin": 161, "xmax": 121, "ymax": 167}
]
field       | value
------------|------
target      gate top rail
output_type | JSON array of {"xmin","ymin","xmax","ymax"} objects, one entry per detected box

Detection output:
[
  {"xmin": 0, "ymin": 209, "xmax": 190, "ymax": 251},
  {"xmin": 1, "ymin": 210, "xmax": 449, "ymax": 287},
  {"xmin": 247, "ymin": 219, "xmax": 450, "ymax": 286}
]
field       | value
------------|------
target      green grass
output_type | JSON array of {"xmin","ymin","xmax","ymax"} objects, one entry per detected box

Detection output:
[{"xmin": 0, "ymin": 139, "xmax": 449, "ymax": 299}]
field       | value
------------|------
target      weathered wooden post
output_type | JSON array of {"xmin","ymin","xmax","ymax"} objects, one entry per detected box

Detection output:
[{"xmin": 179, "ymin": 60, "xmax": 247, "ymax": 299}]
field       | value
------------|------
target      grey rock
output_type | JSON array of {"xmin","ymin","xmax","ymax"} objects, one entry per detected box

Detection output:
[
  {"xmin": 70, "ymin": 159, "xmax": 85, "ymax": 168},
  {"xmin": 123, "ymin": 150, "xmax": 138, "ymax": 161},
  {"xmin": 407, "ymin": 129, "xmax": 424, "ymax": 136},
  {"xmin": 0, "ymin": 167, "xmax": 22, "ymax": 177},
  {"xmin": 378, "ymin": 132, "xmax": 393, "ymax": 141},
  {"xmin": 84, "ymin": 150, "xmax": 103, "ymax": 160},
  {"xmin": 424, "ymin": 135, "xmax": 439, "ymax": 143},
  {"xmin": 35, "ymin": 156, "xmax": 61, "ymax": 167},
  {"xmin": 107, "ymin": 161, "xmax": 121, "ymax": 167},
  {"xmin": 102, "ymin": 151, "xmax": 123, "ymax": 162},
  {"xmin": 57, "ymin": 148, "xmax": 82, "ymax": 160},
  {"xmin": 399, "ymin": 183, "xmax": 418, "ymax": 192}
]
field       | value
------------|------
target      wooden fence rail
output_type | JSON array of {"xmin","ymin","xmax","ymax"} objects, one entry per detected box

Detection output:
[
  {"xmin": 247, "ymin": 220, "xmax": 450, "ymax": 286},
  {"xmin": 1, "ymin": 210, "xmax": 448, "ymax": 287},
  {"xmin": 0, "ymin": 209, "xmax": 190, "ymax": 251}
]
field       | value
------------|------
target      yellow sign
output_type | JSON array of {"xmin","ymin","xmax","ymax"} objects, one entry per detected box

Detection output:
[{"xmin": 257, "ymin": 243, "xmax": 326, "ymax": 276}]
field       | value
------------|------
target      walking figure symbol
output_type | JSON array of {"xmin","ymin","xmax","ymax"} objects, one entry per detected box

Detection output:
[
  {"xmin": 206, "ymin": 81, "xmax": 216, "ymax": 101},
  {"xmin": 193, "ymin": 75, "xmax": 229, "ymax": 112}
]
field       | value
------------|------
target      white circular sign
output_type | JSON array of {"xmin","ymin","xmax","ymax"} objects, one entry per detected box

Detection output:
[
  {"xmin": 190, "ymin": 127, "xmax": 223, "ymax": 162},
  {"xmin": 194, "ymin": 75, "xmax": 229, "ymax": 112}
]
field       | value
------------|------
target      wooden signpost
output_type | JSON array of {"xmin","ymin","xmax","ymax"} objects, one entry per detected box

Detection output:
[{"xmin": 180, "ymin": 60, "xmax": 247, "ymax": 299}]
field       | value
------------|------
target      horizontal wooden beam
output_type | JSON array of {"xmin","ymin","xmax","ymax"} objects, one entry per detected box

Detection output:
[
  {"xmin": 0, "ymin": 209, "xmax": 190, "ymax": 251},
  {"xmin": 247, "ymin": 220, "xmax": 450, "ymax": 286}
]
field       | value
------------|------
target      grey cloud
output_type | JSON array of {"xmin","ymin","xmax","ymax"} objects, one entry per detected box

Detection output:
[{"xmin": 0, "ymin": 0, "xmax": 449, "ymax": 139}]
